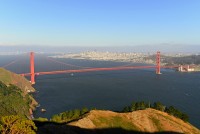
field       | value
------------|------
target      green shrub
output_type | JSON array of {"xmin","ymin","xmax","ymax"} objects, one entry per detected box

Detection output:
[
  {"xmin": 51, "ymin": 107, "xmax": 89, "ymax": 123},
  {"xmin": 122, "ymin": 101, "xmax": 189, "ymax": 122},
  {"xmin": 0, "ymin": 82, "xmax": 31, "ymax": 117},
  {"xmin": 0, "ymin": 115, "xmax": 37, "ymax": 134}
]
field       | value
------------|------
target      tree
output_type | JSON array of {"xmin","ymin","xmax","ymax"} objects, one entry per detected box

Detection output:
[
  {"xmin": 73, "ymin": 109, "xmax": 81, "ymax": 118},
  {"xmin": 139, "ymin": 101, "xmax": 147, "ymax": 110},
  {"xmin": 51, "ymin": 114, "xmax": 62, "ymax": 122},
  {"xmin": 153, "ymin": 102, "xmax": 165, "ymax": 111},
  {"xmin": 180, "ymin": 113, "xmax": 189, "ymax": 122},
  {"xmin": 165, "ymin": 106, "xmax": 176, "ymax": 115},
  {"xmin": 0, "ymin": 115, "xmax": 37, "ymax": 134},
  {"xmin": 165, "ymin": 106, "xmax": 189, "ymax": 122},
  {"xmin": 81, "ymin": 107, "xmax": 89, "ymax": 115},
  {"xmin": 135, "ymin": 101, "xmax": 147, "ymax": 110},
  {"xmin": 35, "ymin": 117, "xmax": 48, "ymax": 122},
  {"xmin": 130, "ymin": 101, "xmax": 136, "ymax": 111},
  {"xmin": 67, "ymin": 110, "xmax": 74, "ymax": 119},
  {"xmin": 0, "ymin": 82, "xmax": 31, "ymax": 117},
  {"xmin": 122, "ymin": 106, "xmax": 130, "ymax": 112},
  {"xmin": 0, "ymin": 81, "xmax": 7, "ymax": 89}
]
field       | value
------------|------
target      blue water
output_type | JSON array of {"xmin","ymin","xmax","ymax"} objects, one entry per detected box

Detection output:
[{"xmin": 0, "ymin": 54, "xmax": 200, "ymax": 128}]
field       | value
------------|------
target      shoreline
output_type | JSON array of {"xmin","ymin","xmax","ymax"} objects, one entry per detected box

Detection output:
[{"xmin": 51, "ymin": 55, "xmax": 200, "ymax": 73}]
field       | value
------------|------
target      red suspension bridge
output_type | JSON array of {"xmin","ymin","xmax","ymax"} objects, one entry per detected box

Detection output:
[{"xmin": 1, "ymin": 51, "xmax": 190, "ymax": 84}]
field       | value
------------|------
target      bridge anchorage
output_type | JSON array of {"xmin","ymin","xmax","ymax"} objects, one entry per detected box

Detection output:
[{"xmin": 26, "ymin": 51, "xmax": 162, "ymax": 85}]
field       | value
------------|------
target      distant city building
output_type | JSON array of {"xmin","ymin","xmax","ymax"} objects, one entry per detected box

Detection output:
[{"xmin": 178, "ymin": 65, "xmax": 194, "ymax": 72}]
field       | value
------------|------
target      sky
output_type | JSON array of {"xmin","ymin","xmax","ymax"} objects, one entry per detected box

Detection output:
[{"xmin": 0, "ymin": 0, "xmax": 200, "ymax": 47}]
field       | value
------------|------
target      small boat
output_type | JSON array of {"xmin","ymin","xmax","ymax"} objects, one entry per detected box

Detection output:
[
  {"xmin": 70, "ymin": 73, "xmax": 74, "ymax": 76},
  {"xmin": 41, "ymin": 108, "xmax": 46, "ymax": 112}
]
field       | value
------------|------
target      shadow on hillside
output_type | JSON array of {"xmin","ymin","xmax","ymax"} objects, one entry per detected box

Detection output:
[{"xmin": 34, "ymin": 121, "xmax": 183, "ymax": 134}]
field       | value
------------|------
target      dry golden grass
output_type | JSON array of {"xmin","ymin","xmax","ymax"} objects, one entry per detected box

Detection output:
[{"xmin": 69, "ymin": 108, "xmax": 200, "ymax": 134}]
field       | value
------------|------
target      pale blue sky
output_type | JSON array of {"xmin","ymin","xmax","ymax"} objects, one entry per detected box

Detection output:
[{"xmin": 0, "ymin": 0, "xmax": 200, "ymax": 46}]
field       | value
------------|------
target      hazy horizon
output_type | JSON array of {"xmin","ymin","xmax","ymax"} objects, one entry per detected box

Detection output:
[{"xmin": 0, "ymin": 44, "xmax": 200, "ymax": 54}]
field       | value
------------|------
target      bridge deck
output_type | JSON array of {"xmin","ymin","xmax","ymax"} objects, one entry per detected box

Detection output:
[{"xmin": 21, "ymin": 65, "xmax": 179, "ymax": 76}]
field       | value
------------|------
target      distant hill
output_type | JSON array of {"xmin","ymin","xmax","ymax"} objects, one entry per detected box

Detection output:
[{"xmin": 36, "ymin": 109, "xmax": 200, "ymax": 134}]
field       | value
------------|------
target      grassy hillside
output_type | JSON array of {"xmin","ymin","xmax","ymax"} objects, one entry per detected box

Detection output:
[
  {"xmin": 68, "ymin": 109, "xmax": 200, "ymax": 134},
  {"xmin": 0, "ymin": 82, "xmax": 32, "ymax": 118},
  {"xmin": 0, "ymin": 68, "xmax": 35, "ymax": 93},
  {"xmin": 35, "ymin": 109, "xmax": 200, "ymax": 134},
  {"xmin": 0, "ymin": 68, "xmax": 37, "ymax": 118}
]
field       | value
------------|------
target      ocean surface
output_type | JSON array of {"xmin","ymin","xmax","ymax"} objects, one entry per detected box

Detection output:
[{"xmin": 0, "ymin": 54, "xmax": 200, "ymax": 128}]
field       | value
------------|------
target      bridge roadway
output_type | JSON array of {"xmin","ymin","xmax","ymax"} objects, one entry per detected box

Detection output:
[{"xmin": 21, "ymin": 65, "xmax": 179, "ymax": 76}]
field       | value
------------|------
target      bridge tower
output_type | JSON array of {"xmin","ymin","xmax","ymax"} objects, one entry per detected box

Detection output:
[
  {"xmin": 156, "ymin": 51, "xmax": 161, "ymax": 74},
  {"xmin": 30, "ymin": 52, "xmax": 35, "ymax": 84}
]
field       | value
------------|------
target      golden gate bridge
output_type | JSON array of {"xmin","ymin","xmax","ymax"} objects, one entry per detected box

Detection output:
[{"xmin": 1, "ymin": 51, "xmax": 187, "ymax": 84}]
